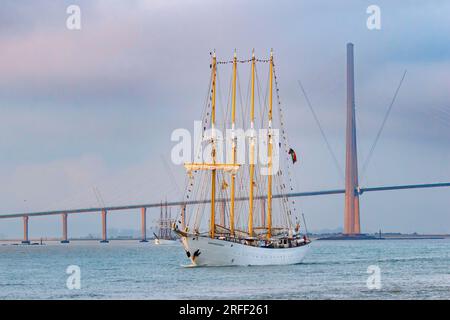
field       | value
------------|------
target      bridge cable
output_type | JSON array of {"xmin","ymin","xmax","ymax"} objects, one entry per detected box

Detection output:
[
  {"xmin": 297, "ymin": 80, "xmax": 345, "ymax": 181},
  {"xmin": 361, "ymin": 70, "xmax": 407, "ymax": 180}
]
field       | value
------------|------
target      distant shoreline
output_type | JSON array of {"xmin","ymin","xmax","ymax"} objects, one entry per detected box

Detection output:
[
  {"xmin": 1, "ymin": 233, "xmax": 449, "ymax": 245},
  {"xmin": 310, "ymin": 233, "xmax": 450, "ymax": 240}
]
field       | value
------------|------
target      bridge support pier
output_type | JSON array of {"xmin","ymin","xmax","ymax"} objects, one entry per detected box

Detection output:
[
  {"xmin": 140, "ymin": 207, "xmax": 148, "ymax": 242},
  {"xmin": 22, "ymin": 216, "xmax": 30, "ymax": 244},
  {"xmin": 61, "ymin": 213, "xmax": 69, "ymax": 243},
  {"xmin": 100, "ymin": 209, "xmax": 109, "ymax": 243}
]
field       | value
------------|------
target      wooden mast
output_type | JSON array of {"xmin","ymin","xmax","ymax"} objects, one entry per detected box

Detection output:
[
  {"xmin": 181, "ymin": 204, "xmax": 186, "ymax": 231},
  {"xmin": 267, "ymin": 49, "xmax": 274, "ymax": 239},
  {"xmin": 210, "ymin": 51, "xmax": 217, "ymax": 239},
  {"xmin": 248, "ymin": 49, "xmax": 255, "ymax": 237},
  {"xmin": 230, "ymin": 50, "xmax": 237, "ymax": 236}
]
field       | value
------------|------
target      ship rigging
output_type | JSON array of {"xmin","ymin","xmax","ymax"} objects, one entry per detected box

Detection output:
[{"xmin": 173, "ymin": 50, "xmax": 311, "ymax": 266}]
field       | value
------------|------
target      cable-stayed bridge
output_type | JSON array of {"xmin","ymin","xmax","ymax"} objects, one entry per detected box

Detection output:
[{"xmin": 1, "ymin": 43, "xmax": 449, "ymax": 243}]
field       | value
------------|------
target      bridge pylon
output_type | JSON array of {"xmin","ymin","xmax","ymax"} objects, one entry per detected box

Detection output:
[{"xmin": 344, "ymin": 43, "xmax": 361, "ymax": 235}]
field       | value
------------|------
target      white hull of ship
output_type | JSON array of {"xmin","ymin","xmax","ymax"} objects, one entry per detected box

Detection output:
[
  {"xmin": 181, "ymin": 235, "xmax": 310, "ymax": 266},
  {"xmin": 154, "ymin": 238, "xmax": 178, "ymax": 245}
]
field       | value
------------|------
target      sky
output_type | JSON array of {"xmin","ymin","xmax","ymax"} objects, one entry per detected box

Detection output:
[{"xmin": 0, "ymin": 0, "xmax": 449, "ymax": 238}]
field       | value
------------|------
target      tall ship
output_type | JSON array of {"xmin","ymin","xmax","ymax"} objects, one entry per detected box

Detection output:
[
  {"xmin": 154, "ymin": 201, "xmax": 178, "ymax": 245},
  {"xmin": 173, "ymin": 50, "xmax": 311, "ymax": 266}
]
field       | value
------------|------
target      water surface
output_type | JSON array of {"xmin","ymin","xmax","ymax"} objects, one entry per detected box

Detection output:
[{"xmin": 1, "ymin": 239, "xmax": 449, "ymax": 299}]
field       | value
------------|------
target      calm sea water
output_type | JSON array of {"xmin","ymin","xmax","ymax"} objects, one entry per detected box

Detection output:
[{"xmin": 0, "ymin": 239, "xmax": 449, "ymax": 299}]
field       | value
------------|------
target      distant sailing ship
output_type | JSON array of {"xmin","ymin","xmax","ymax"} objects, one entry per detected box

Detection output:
[
  {"xmin": 154, "ymin": 202, "xmax": 178, "ymax": 245},
  {"xmin": 173, "ymin": 50, "xmax": 311, "ymax": 266}
]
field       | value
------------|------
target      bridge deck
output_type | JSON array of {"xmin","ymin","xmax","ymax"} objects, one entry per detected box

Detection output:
[{"xmin": 0, "ymin": 182, "xmax": 448, "ymax": 219}]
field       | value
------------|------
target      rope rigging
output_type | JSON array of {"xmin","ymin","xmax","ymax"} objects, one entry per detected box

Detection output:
[
  {"xmin": 272, "ymin": 59, "xmax": 298, "ymax": 226},
  {"xmin": 182, "ymin": 51, "xmax": 301, "ymax": 236}
]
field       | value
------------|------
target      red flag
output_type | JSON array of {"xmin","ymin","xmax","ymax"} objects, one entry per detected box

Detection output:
[{"xmin": 288, "ymin": 148, "xmax": 297, "ymax": 164}]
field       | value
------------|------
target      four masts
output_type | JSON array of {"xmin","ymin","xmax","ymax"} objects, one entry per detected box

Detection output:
[{"xmin": 186, "ymin": 50, "xmax": 275, "ymax": 240}]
